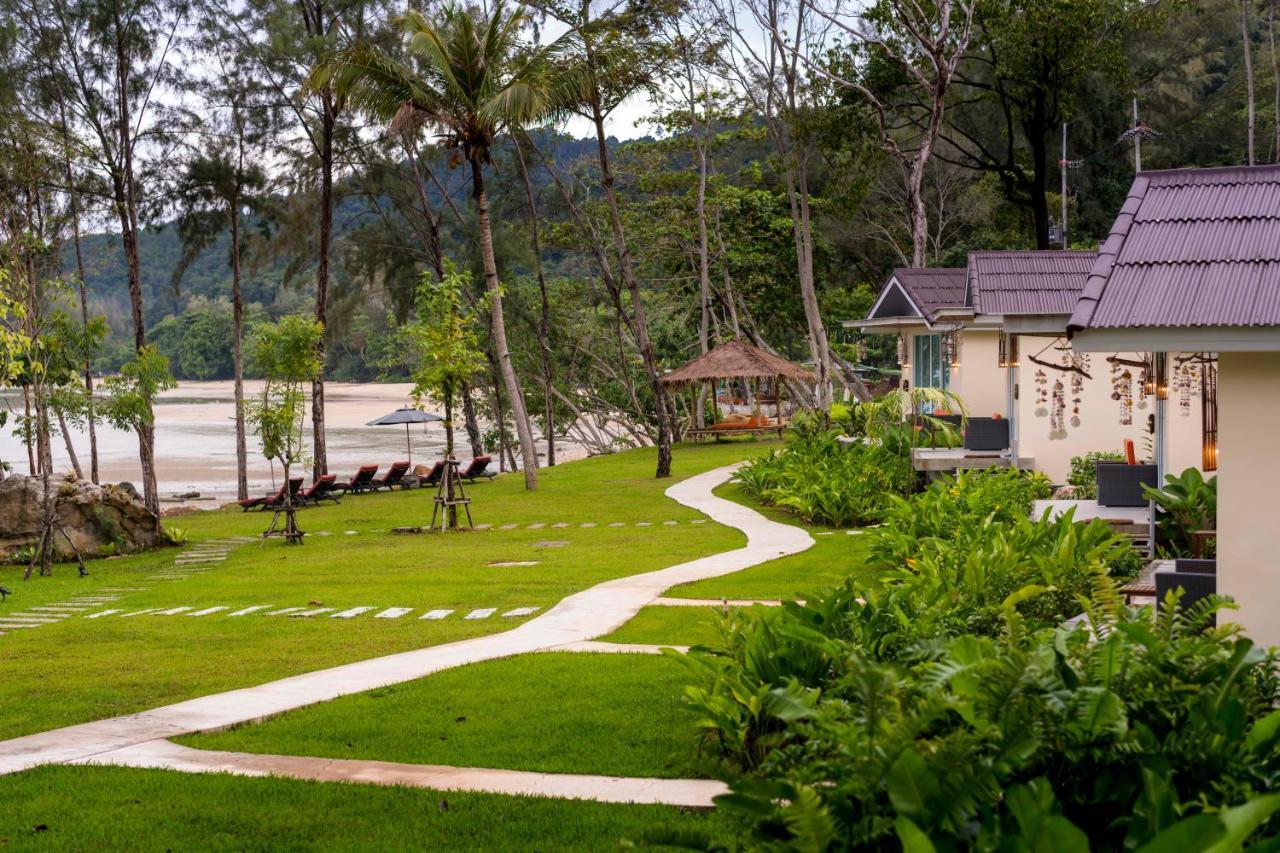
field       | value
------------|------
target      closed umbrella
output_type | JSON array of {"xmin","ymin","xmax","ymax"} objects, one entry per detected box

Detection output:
[{"xmin": 366, "ymin": 408, "xmax": 444, "ymax": 465}]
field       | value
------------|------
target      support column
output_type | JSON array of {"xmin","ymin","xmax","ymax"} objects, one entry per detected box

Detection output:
[{"xmin": 1217, "ymin": 351, "xmax": 1280, "ymax": 645}]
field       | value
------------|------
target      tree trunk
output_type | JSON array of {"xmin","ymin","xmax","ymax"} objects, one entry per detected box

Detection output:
[
  {"xmin": 58, "ymin": 410, "xmax": 83, "ymax": 479},
  {"xmin": 230, "ymin": 204, "xmax": 249, "ymax": 501},
  {"xmin": 1269, "ymin": 1, "xmax": 1280, "ymax": 161},
  {"xmin": 60, "ymin": 97, "xmax": 98, "ymax": 484},
  {"xmin": 512, "ymin": 137, "xmax": 556, "ymax": 466},
  {"xmin": 694, "ymin": 109, "xmax": 712, "ymax": 431},
  {"xmin": 586, "ymin": 95, "xmax": 673, "ymax": 478},
  {"xmin": 461, "ymin": 381, "xmax": 484, "ymax": 456},
  {"xmin": 470, "ymin": 159, "xmax": 538, "ymax": 490},
  {"xmin": 444, "ymin": 391, "xmax": 457, "ymax": 529},
  {"xmin": 311, "ymin": 90, "xmax": 336, "ymax": 480},
  {"xmin": 113, "ymin": 9, "xmax": 157, "ymax": 516},
  {"xmin": 782, "ymin": 156, "xmax": 833, "ymax": 411},
  {"xmin": 23, "ymin": 386, "xmax": 35, "ymax": 475}
]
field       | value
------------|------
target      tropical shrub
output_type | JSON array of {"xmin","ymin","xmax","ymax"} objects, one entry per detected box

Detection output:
[
  {"xmin": 665, "ymin": 591, "xmax": 1280, "ymax": 850},
  {"xmin": 1144, "ymin": 467, "xmax": 1217, "ymax": 556},
  {"xmin": 733, "ymin": 430, "xmax": 912, "ymax": 527},
  {"xmin": 1067, "ymin": 450, "xmax": 1125, "ymax": 498}
]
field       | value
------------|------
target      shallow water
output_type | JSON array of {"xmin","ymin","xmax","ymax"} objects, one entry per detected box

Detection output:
[{"xmin": 0, "ymin": 381, "xmax": 465, "ymax": 502}]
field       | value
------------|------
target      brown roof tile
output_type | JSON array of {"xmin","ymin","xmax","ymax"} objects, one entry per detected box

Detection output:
[
  {"xmin": 968, "ymin": 251, "xmax": 1097, "ymax": 316},
  {"xmin": 868, "ymin": 268, "xmax": 967, "ymax": 322},
  {"xmin": 1070, "ymin": 164, "xmax": 1280, "ymax": 331}
]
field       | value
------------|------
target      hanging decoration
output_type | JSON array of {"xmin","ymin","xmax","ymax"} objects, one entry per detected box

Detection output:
[
  {"xmin": 895, "ymin": 334, "xmax": 907, "ymax": 369},
  {"xmin": 1034, "ymin": 367, "xmax": 1049, "ymax": 416},
  {"xmin": 941, "ymin": 331, "xmax": 962, "ymax": 368},
  {"xmin": 1109, "ymin": 358, "xmax": 1135, "ymax": 425},
  {"xmin": 1069, "ymin": 352, "xmax": 1088, "ymax": 427},
  {"xmin": 1050, "ymin": 377, "xmax": 1066, "ymax": 436},
  {"xmin": 998, "ymin": 333, "xmax": 1019, "ymax": 368},
  {"xmin": 1174, "ymin": 358, "xmax": 1202, "ymax": 417}
]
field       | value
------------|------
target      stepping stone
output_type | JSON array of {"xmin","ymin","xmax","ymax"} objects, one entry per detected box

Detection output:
[
  {"xmin": 552, "ymin": 523, "xmax": 569, "ymax": 529},
  {"xmin": 291, "ymin": 607, "xmax": 334, "ymax": 618},
  {"xmin": 690, "ymin": 519, "xmax": 706, "ymax": 524},
  {"xmin": 608, "ymin": 522, "xmax": 626, "ymax": 528},
  {"xmin": 0, "ymin": 622, "xmax": 40, "ymax": 629},
  {"xmin": 474, "ymin": 524, "xmax": 493, "ymax": 530},
  {"xmin": 313, "ymin": 531, "xmax": 332, "ymax": 537},
  {"xmin": 663, "ymin": 520, "xmax": 679, "ymax": 526},
  {"xmin": 499, "ymin": 524, "xmax": 518, "ymax": 530},
  {"xmin": 526, "ymin": 523, "xmax": 545, "ymax": 530},
  {"xmin": 0, "ymin": 616, "xmax": 62, "ymax": 624},
  {"xmin": 176, "ymin": 557, "xmax": 224, "ymax": 564},
  {"xmin": 99, "ymin": 587, "xmax": 145, "ymax": 592},
  {"xmin": 331, "ymin": 607, "xmax": 375, "ymax": 619},
  {"xmin": 30, "ymin": 605, "xmax": 90, "ymax": 612},
  {"xmin": 532, "ymin": 541, "xmax": 570, "ymax": 548},
  {"xmin": 229, "ymin": 605, "xmax": 273, "ymax": 617},
  {"xmin": 156, "ymin": 607, "xmax": 194, "ymax": 616},
  {"xmin": 84, "ymin": 610, "xmax": 121, "ymax": 619},
  {"xmin": 489, "ymin": 561, "xmax": 539, "ymax": 568},
  {"xmin": 120, "ymin": 609, "xmax": 164, "ymax": 618},
  {"xmin": 502, "ymin": 607, "xmax": 539, "ymax": 618},
  {"xmin": 187, "ymin": 607, "xmax": 229, "ymax": 617},
  {"xmin": 374, "ymin": 608, "xmax": 412, "ymax": 619},
  {"xmin": 265, "ymin": 607, "xmax": 305, "ymax": 617},
  {"xmin": 580, "ymin": 522, "xmax": 597, "ymax": 528},
  {"xmin": 815, "ymin": 532, "xmax": 834, "ymax": 536},
  {"xmin": 464, "ymin": 608, "xmax": 496, "ymax": 620},
  {"xmin": 420, "ymin": 609, "xmax": 454, "ymax": 620},
  {"xmin": 635, "ymin": 522, "xmax": 652, "ymax": 527},
  {"xmin": 67, "ymin": 598, "xmax": 118, "ymax": 603},
  {"xmin": 846, "ymin": 530, "xmax": 864, "ymax": 536},
  {"xmin": 344, "ymin": 531, "xmax": 359, "ymax": 535}
]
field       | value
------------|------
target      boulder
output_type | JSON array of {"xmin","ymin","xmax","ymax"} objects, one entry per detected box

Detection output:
[{"xmin": 0, "ymin": 475, "xmax": 165, "ymax": 559}]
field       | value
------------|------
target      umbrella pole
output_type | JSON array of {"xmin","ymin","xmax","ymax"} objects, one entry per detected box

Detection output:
[{"xmin": 406, "ymin": 423, "xmax": 413, "ymax": 465}]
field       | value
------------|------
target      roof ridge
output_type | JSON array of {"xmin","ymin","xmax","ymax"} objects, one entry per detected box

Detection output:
[{"xmin": 1139, "ymin": 163, "xmax": 1280, "ymax": 179}]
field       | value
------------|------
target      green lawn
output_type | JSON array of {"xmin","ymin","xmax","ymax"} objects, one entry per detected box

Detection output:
[
  {"xmin": 183, "ymin": 652, "xmax": 700, "ymax": 778},
  {"xmin": 0, "ymin": 442, "xmax": 768, "ymax": 741},
  {"xmin": 0, "ymin": 765, "xmax": 733, "ymax": 851},
  {"xmin": 666, "ymin": 482, "xmax": 876, "ymax": 600},
  {"xmin": 600, "ymin": 605, "xmax": 730, "ymax": 646}
]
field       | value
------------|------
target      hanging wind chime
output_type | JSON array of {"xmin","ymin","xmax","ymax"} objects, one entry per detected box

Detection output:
[
  {"xmin": 1110, "ymin": 358, "xmax": 1134, "ymax": 425},
  {"xmin": 1069, "ymin": 352, "xmax": 1089, "ymax": 427},
  {"xmin": 1174, "ymin": 359, "xmax": 1202, "ymax": 417}
]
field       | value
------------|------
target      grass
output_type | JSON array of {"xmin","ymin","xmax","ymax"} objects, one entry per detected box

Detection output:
[
  {"xmin": 600, "ymin": 605, "xmax": 729, "ymax": 646},
  {"xmin": 183, "ymin": 652, "xmax": 700, "ymax": 779},
  {"xmin": 0, "ymin": 442, "xmax": 769, "ymax": 741},
  {"xmin": 666, "ymin": 482, "xmax": 877, "ymax": 600},
  {"xmin": 0, "ymin": 765, "xmax": 733, "ymax": 851}
]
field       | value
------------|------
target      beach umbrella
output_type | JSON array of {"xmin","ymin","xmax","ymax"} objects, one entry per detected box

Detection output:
[{"xmin": 366, "ymin": 408, "xmax": 444, "ymax": 465}]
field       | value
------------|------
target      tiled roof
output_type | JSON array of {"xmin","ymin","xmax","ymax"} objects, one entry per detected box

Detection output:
[
  {"xmin": 869, "ymin": 268, "xmax": 967, "ymax": 322},
  {"xmin": 1070, "ymin": 164, "xmax": 1280, "ymax": 331},
  {"xmin": 968, "ymin": 251, "xmax": 1097, "ymax": 316}
]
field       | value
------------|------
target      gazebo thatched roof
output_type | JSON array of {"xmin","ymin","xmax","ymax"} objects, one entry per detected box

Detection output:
[{"xmin": 661, "ymin": 339, "xmax": 815, "ymax": 387}]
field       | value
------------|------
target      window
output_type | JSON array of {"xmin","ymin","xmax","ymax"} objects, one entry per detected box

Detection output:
[{"xmin": 913, "ymin": 334, "xmax": 950, "ymax": 391}]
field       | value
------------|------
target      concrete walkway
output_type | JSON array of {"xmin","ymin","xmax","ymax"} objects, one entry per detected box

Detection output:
[
  {"xmin": 0, "ymin": 463, "xmax": 812, "ymax": 806},
  {"xmin": 71, "ymin": 740, "xmax": 729, "ymax": 809}
]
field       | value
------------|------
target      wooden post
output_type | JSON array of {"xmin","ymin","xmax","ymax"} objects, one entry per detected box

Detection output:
[
  {"xmin": 752, "ymin": 377, "xmax": 761, "ymax": 425},
  {"xmin": 775, "ymin": 375, "xmax": 782, "ymax": 423}
]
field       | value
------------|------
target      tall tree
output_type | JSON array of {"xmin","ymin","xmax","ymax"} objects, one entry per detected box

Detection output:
[
  {"xmin": 315, "ymin": 1, "xmax": 587, "ymax": 490},
  {"xmin": 32, "ymin": 0, "xmax": 186, "ymax": 515},
  {"xmin": 170, "ymin": 73, "xmax": 274, "ymax": 500}
]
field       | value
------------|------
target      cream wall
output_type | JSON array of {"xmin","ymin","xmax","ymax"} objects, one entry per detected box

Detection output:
[
  {"xmin": 1216, "ymin": 351, "xmax": 1280, "ymax": 646},
  {"xmin": 901, "ymin": 329, "xmax": 1007, "ymax": 417},
  {"xmin": 1013, "ymin": 340, "xmax": 1167, "ymax": 484}
]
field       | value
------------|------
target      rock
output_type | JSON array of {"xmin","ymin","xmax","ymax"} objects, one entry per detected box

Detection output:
[
  {"xmin": 1051, "ymin": 485, "xmax": 1079, "ymax": 500},
  {"xmin": 0, "ymin": 476, "xmax": 165, "ymax": 560}
]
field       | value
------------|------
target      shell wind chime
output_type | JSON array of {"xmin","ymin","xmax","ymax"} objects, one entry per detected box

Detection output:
[
  {"xmin": 1034, "ymin": 368, "xmax": 1049, "ymax": 416},
  {"xmin": 1110, "ymin": 360, "xmax": 1134, "ymax": 425},
  {"xmin": 1174, "ymin": 360, "xmax": 1202, "ymax": 416},
  {"xmin": 1050, "ymin": 377, "xmax": 1067, "ymax": 436},
  {"xmin": 1069, "ymin": 352, "xmax": 1089, "ymax": 428}
]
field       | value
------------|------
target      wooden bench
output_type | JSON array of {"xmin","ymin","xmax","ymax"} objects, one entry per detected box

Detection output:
[{"xmin": 686, "ymin": 424, "xmax": 786, "ymax": 442}]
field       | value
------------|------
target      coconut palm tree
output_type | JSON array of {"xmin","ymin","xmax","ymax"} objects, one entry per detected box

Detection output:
[{"xmin": 311, "ymin": 2, "xmax": 584, "ymax": 491}]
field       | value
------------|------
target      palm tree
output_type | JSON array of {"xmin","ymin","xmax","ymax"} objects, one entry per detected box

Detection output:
[{"xmin": 312, "ymin": 2, "xmax": 582, "ymax": 491}]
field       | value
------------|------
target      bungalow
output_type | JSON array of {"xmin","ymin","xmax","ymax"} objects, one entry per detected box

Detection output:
[
  {"xmin": 1069, "ymin": 164, "xmax": 1279, "ymax": 643},
  {"xmin": 854, "ymin": 253, "xmax": 1208, "ymax": 483}
]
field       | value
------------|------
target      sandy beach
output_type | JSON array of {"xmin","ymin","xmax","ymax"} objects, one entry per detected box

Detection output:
[{"xmin": 0, "ymin": 381, "xmax": 573, "ymax": 503}]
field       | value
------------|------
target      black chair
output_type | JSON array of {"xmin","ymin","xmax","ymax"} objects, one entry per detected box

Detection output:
[
  {"xmin": 1155, "ymin": 559, "xmax": 1217, "ymax": 623},
  {"xmin": 963, "ymin": 417, "xmax": 1010, "ymax": 452},
  {"xmin": 1096, "ymin": 462, "xmax": 1159, "ymax": 507}
]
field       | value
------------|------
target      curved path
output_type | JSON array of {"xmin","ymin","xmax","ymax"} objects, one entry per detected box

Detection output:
[{"xmin": 0, "ymin": 463, "xmax": 813, "ymax": 804}]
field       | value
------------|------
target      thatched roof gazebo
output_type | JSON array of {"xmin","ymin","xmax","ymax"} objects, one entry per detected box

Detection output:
[{"xmin": 662, "ymin": 339, "xmax": 815, "ymax": 439}]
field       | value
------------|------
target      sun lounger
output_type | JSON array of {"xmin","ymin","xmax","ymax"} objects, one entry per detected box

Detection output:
[
  {"xmin": 239, "ymin": 478, "xmax": 304, "ymax": 512},
  {"xmin": 418, "ymin": 460, "xmax": 446, "ymax": 488},
  {"xmin": 371, "ymin": 460, "xmax": 413, "ymax": 491},
  {"xmin": 336, "ymin": 465, "xmax": 379, "ymax": 495},
  {"xmin": 459, "ymin": 455, "xmax": 497, "ymax": 482},
  {"xmin": 299, "ymin": 474, "xmax": 341, "ymax": 506}
]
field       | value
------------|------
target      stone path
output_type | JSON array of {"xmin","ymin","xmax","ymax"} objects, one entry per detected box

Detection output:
[{"xmin": 0, "ymin": 463, "xmax": 812, "ymax": 808}]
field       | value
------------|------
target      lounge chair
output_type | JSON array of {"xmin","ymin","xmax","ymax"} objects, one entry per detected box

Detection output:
[
  {"xmin": 459, "ymin": 455, "xmax": 497, "ymax": 482},
  {"xmin": 336, "ymin": 465, "xmax": 379, "ymax": 495},
  {"xmin": 239, "ymin": 478, "xmax": 304, "ymax": 512},
  {"xmin": 418, "ymin": 460, "xmax": 446, "ymax": 488},
  {"xmin": 371, "ymin": 460, "xmax": 412, "ymax": 491},
  {"xmin": 299, "ymin": 474, "xmax": 341, "ymax": 506}
]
